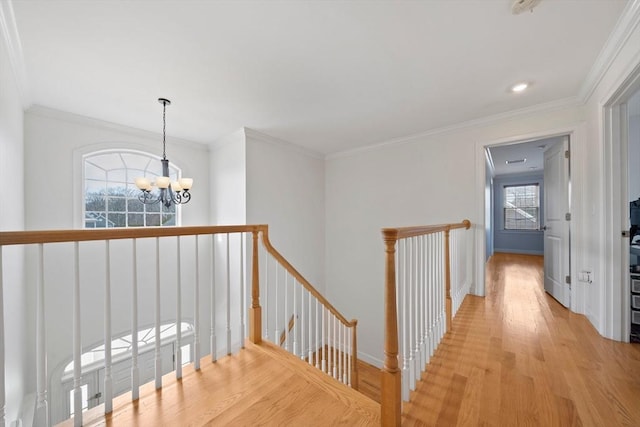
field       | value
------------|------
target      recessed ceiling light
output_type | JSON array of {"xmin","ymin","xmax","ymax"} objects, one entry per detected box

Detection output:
[
  {"xmin": 511, "ymin": 82, "xmax": 529, "ymax": 93},
  {"xmin": 506, "ymin": 158, "xmax": 527, "ymax": 165}
]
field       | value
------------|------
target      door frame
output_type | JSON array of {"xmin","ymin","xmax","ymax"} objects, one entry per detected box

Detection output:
[
  {"xmin": 602, "ymin": 61, "xmax": 640, "ymax": 342},
  {"xmin": 474, "ymin": 124, "xmax": 583, "ymax": 313}
]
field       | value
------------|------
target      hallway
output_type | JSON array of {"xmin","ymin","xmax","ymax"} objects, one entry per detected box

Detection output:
[{"xmin": 402, "ymin": 253, "xmax": 640, "ymax": 426}]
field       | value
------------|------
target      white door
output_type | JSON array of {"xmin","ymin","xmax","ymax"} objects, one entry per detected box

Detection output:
[{"xmin": 543, "ymin": 137, "xmax": 571, "ymax": 307}]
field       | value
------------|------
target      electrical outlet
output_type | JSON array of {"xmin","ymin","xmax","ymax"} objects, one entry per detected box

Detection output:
[{"xmin": 578, "ymin": 271, "xmax": 592, "ymax": 284}]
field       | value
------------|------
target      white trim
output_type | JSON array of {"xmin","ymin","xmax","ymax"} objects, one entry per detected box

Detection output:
[
  {"xmin": 357, "ymin": 351, "xmax": 382, "ymax": 369},
  {"xmin": 578, "ymin": 0, "xmax": 640, "ymax": 103},
  {"xmin": 328, "ymin": 97, "xmax": 580, "ymax": 160},
  {"xmin": 493, "ymin": 249, "xmax": 544, "ymax": 256},
  {"xmin": 27, "ymin": 105, "xmax": 208, "ymax": 153},
  {"xmin": 0, "ymin": 0, "xmax": 30, "ymax": 108},
  {"xmin": 600, "ymin": 61, "xmax": 640, "ymax": 342}
]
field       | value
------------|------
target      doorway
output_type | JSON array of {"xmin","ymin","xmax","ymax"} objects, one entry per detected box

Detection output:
[
  {"xmin": 484, "ymin": 135, "xmax": 571, "ymax": 307},
  {"xmin": 603, "ymin": 65, "xmax": 640, "ymax": 343}
]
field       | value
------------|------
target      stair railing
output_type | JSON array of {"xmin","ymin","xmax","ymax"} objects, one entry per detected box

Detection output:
[
  {"xmin": 259, "ymin": 228, "xmax": 358, "ymax": 389},
  {"xmin": 380, "ymin": 219, "xmax": 472, "ymax": 426},
  {"xmin": 0, "ymin": 224, "xmax": 357, "ymax": 427}
]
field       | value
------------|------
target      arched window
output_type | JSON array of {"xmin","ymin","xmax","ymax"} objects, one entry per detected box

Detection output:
[{"xmin": 83, "ymin": 150, "xmax": 180, "ymax": 227}]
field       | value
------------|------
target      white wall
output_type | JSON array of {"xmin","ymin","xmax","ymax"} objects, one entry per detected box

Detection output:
[
  {"xmin": 325, "ymin": 105, "xmax": 585, "ymax": 366},
  {"xmin": 0, "ymin": 23, "xmax": 29, "ymax": 426},
  {"xmin": 246, "ymin": 129, "xmax": 325, "ymax": 289},
  {"xmin": 210, "ymin": 129, "xmax": 246, "ymax": 225}
]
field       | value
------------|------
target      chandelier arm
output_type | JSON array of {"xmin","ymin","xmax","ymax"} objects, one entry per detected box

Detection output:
[
  {"xmin": 138, "ymin": 191, "xmax": 161, "ymax": 205},
  {"xmin": 180, "ymin": 191, "xmax": 191, "ymax": 204}
]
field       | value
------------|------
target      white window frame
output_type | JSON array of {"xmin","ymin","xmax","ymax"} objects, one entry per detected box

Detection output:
[
  {"xmin": 503, "ymin": 183, "xmax": 540, "ymax": 231},
  {"xmin": 82, "ymin": 149, "xmax": 182, "ymax": 228}
]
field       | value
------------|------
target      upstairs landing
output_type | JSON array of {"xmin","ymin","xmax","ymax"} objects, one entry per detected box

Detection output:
[{"xmin": 59, "ymin": 341, "xmax": 380, "ymax": 426}]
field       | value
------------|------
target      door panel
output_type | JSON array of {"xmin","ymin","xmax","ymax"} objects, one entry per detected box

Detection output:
[{"xmin": 543, "ymin": 137, "xmax": 570, "ymax": 307}]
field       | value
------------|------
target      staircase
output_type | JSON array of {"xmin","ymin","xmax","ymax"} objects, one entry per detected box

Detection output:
[{"xmin": 56, "ymin": 340, "xmax": 379, "ymax": 426}]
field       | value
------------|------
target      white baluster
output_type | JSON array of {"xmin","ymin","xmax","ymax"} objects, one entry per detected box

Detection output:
[
  {"xmin": 332, "ymin": 314, "xmax": 337, "ymax": 379},
  {"xmin": 154, "ymin": 238, "xmax": 162, "ymax": 390},
  {"xmin": 73, "ymin": 242, "xmax": 82, "ymax": 427},
  {"xmin": 337, "ymin": 318, "xmax": 342, "ymax": 382},
  {"xmin": 131, "ymin": 240, "xmax": 140, "ymax": 400},
  {"xmin": 308, "ymin": 290, "xmax": 313, "ymax": 365},
  {"xmin": 34, "ymin": 244, "xmax": 49, "ymax": 425},
  {"xmin": 401, "ymin": 239, "xmax": 409, "ymax": 401},
  {"xmin": 436, "ymin": 232, "xmax": 447, "ymax": 343},
  {"xmin": 301, "ymin": 287, "xmax": 306, "ymax": 360},
  {"xmin": 210, "ymin": 234, "xmax": 217, "ymax": 362},
  {"xmin": 275, "ymin": 262, "xmax": 280, "ymax": 346},
  {"xmin": 293, "ymin": 277, "xmax": 298, "ymax": 356},
  {"xmin": 315, "ymin": 299, "xmax": 320, "ymax": 369},
  {"xmin": 420, "ymin": 235, "xmax": 427, "ymax": 369},
  {"xmin": 321, "ymin": 303, "xmax": 326, "ymax": 372},
  {"xmin": 176, "ymin": 237, "xmax": 182, "ymax": 379},
  {"xmin": 264, "ymin": 247, "xmax": 269, "ymax": 341},
  {"xmin": 104, "ymin": 241, "xmax": 113, "ymax": 413},
  {"xmin": 342, "ymin": 324, "xmax": 347, "ymax": 384},
  {"xmin": 407, "ymin": 238, "xmax": 415, "ymax": 390},
  {"xmin": 194, "ymin": 235, "xmax": 201, "ymax": 369},
  {"xmin": 226, "ymin": 234, "xmax": 231, "ymax": 355},
  {"xmin": 428, "ymin": 234, "xmax": 434, "ymax": 359},
  {"xmin": 284, "ymin": 273, "xmax": 289, "ymax": 350},
  {"xmin": 240, "ymin": 233, "xmax": 245, "ymax": 347},
  {"xmin": 413, "ymin": 237, "xmax": 421, "ymax": 386},
  {"xmin": 0, "ymin": 248, "xmax": 4, "ymax": 427}
]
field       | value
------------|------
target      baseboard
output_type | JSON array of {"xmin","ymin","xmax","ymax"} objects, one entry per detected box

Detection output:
[
  {"xmin": 357, "ymin": 351, "xmax": 383, "ymax": 369},
  {"xmin": 493, "ymin": 248, "xmax": 543, "ymax": 256}
]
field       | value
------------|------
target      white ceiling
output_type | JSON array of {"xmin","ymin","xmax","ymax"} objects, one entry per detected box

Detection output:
[
  {"xmin": 7, "ymin": 0, "xmax": 631, "ymax": 154},
  {"xmin": 488, "ymin": 135, "xmax": 564, "ymax": 176}
]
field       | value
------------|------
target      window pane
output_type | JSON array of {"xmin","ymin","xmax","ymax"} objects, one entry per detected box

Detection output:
[
  {"xmin": 504, "ymin": 184, "xmax": 540, "ymax": 230},
  {"xmin": 107, "ymin": 169, "xmax": 127, "ymax": 184},
  {"xmin": 146, "ymin": 214, "xmax": 161, "ymax": 226},
  {"xmin": 128, "ymin": 213, "xmax": 144, "ymax": 227},
  {"xmin": 85, "ymin": 193, "xmax": 106, "ymax": 211},
  {"xmin": 107, "ymin": 197, "xmax": 126, "ymax": 212},
  {"xmin": 162, "ymin": 214, "xmax": 176, "ymax": 226},
  {"xmin": 107, "ymin": 213, "xmax": 125, "ymax": 227},
  {"xmin": 127, "ymin": 198, "xmax": 144, "ymax": 212}
]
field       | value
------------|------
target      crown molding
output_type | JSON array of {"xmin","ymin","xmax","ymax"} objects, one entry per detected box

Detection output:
[
  {"xmin": 244, "ymin": 128, "xmax": 325, "ymax": 160},
  {"xmin": 327, "ymin": 96, "xmax": 580, "ymax": 160},
  {"xmin": 27, "ymin": 104, "xmax": 209, "ymax": 152},
  {"xmin": 0, "ymin": 0, "xmax": 30, "ymax": 108},
  {"xmin": 578, "ymin": 0, "xmax": 640, "ymax": 103}
]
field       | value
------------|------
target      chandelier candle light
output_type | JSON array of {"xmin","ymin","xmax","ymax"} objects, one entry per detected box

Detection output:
[{"xmin": 135, "ymin": 98, "xmax": 193, "ymax": 208}]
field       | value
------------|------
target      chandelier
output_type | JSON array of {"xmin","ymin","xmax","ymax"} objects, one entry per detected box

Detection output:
[{"xmin": 134, "ymin": 98, "xmax": 193, "ymax": 208}]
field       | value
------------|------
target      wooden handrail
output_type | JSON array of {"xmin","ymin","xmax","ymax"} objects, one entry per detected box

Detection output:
[
  {"xmin": 260, "ymin": 228, "xmax": 356, "ymax": 328},
  {"xmin": 381, "ymin": 219, "xmax": 471, "ymax": 241},
  {"xmin": 380, "ymin": 219, "xmax": 471, "ymax": 427},
  {"xmin": 0, "ymin": 225, "xmax": 268, "ymax": 246}
]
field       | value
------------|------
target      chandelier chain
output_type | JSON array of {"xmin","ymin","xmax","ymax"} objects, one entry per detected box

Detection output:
[{"xmin": 162, "ymin": 101, "xmax": 167, "ymax": 160}]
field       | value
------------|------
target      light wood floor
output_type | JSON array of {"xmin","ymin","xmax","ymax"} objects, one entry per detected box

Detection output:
[
  {"xmin": 60, "ymin": 253, "xmax": 640, "ymax": 426},
  {"xmin": 400, "ymin": 252, "xmax": 640, "ymax": 426},
  {"xmin": 60, "ymin": 340, "xmax": 379, "ymax": 426}
]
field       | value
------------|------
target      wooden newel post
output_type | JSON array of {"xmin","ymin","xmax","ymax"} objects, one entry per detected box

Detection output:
[
  {"xmin": 249, "ymin": 230, "xmax": 262, "ymax": 344},
  {"xmin": 381, "ymin": 230, "xmax": 401, "ymax": 427},
  {"xmin": 444, "ymin": 227, "xmax": 452, "ymax": 333},
  {"xmin": 351, "ymin": 319, "xmax": 359, "ymax": 390}
]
